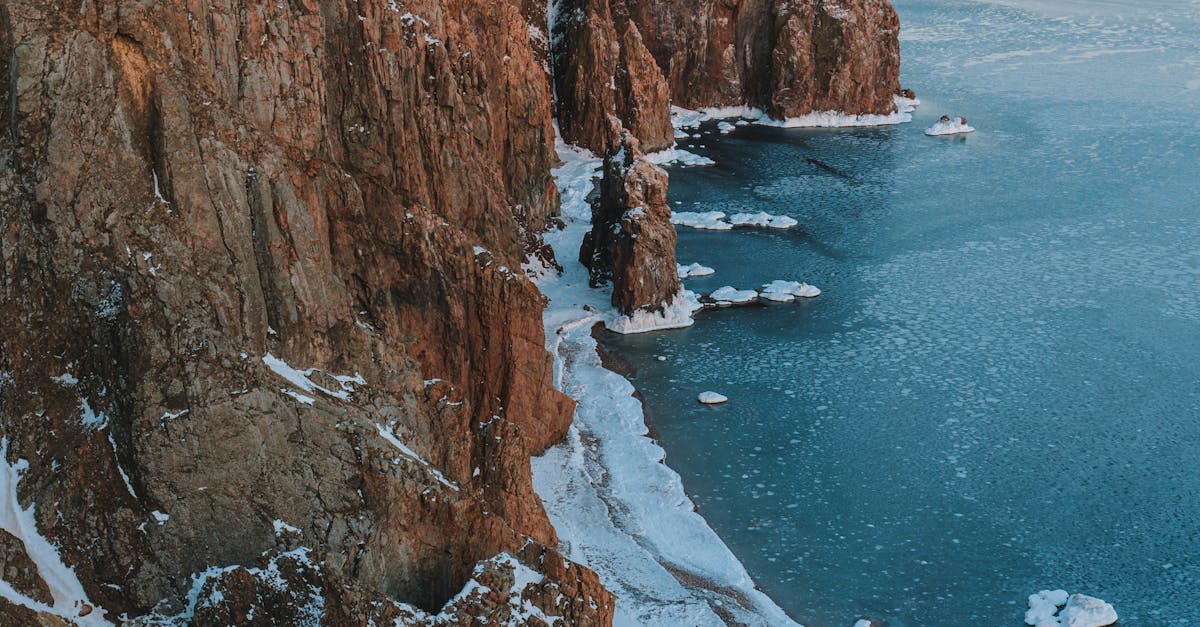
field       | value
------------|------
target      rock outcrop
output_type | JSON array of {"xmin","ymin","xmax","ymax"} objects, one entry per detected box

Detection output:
[
  {"xmin": 566, "ymin": 0, "xmax": 902, "ymax": 118},
  {"xmin": 551, "ymin": 0, "xmax": 675, "ymax": 154},
  {"xmin": 0, "ymin": 0, "xmax": 607, "ymax": 623},
  {"xmin": 1, "ymin": 0, "xmax": 901, "ymax": 623},
  {"xmin": 580, "ymin": 135, "xmax": 682, "ymax": 315}
]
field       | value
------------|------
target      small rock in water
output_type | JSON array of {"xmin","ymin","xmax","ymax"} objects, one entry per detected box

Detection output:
[{"xmin": 698, "ymin": 391, "xmax": 728, "ymax": 404}]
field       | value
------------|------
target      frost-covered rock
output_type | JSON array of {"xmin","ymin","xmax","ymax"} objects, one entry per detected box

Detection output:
[
  {"xmin": 698, "ymin": 391, "xmax": 729, "ymax": 404},
  {"xmin": 925, "ymin": 116, "xmax": 975, "ymax": 136}
]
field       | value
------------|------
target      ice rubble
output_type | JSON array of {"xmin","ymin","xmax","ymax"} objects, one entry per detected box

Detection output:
[
  {"xmin": 644, "ymin": 148, "xmax": 715, "ymax": 167},
  {"xmin": 1026, "ymin": 589, "xmax": 1118, "ymax": 627},
  {"xmin": 925, "ymin": 116, "xmax": 975, "ymax": 136}
]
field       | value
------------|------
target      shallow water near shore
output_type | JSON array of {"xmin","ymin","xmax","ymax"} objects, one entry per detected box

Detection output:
[{"xmin": 599, "ymin": 0, "xmax": 1200, "ymax": 625}]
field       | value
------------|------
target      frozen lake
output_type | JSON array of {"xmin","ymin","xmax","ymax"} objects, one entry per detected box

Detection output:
[{"xmin": 599, "ymin": 0, "xmax": 1200, "ymax": 624}]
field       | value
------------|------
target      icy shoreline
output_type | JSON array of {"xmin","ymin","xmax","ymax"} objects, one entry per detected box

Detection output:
[{"xmin": 529, "ymin": 136, "xmax": 799, "ymax": 626}]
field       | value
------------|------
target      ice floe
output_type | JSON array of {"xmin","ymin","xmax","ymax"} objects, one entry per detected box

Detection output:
[
  {"xmin": 760, "ymin": 280, "xmax": 821, "ymax": 301},
  {"xmin": 925, "ymin": 116, "xmax": 975, "ymax": 136},
  {"xmin": 677, "ymin": 262, "xmax": 716, "ymax": 279},
  {"xmin": 729, "ymin": 211, "xmax": 799, "ymax": 229},
  {"xmin": 528, "ymin": 128, "xmax": 798, "ymax": 626},
  {"xmin": 697, "ymin": 391, "xmax": 729, "ymax": 404},
  {"xmin": 671, "ymin": 210, "xmax": 797, "ymax": 231},
  {"xmin": 709, "ymin": 286, "xmax": 759, "ymax": 305},
  {"xmin": 1026, "ymin": 589, "xmax": 1117, "ymax": 627}
]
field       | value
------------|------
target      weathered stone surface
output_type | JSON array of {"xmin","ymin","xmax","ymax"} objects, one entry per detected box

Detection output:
[
  {"xmin": 0, "ymin": 0, "xmax": 901, "ymax": 622},
  {"xmin": 768, "ymin": 0, "xmax": 901, "ymax": 118},
  {"xmin": 627, "ymin": 0, "xmax": 901, "ymax": 116},
  {"xmin": 552, "ymin": 0, "xmax": 675, "ymax": 154},
  {"xmin": 580, "ymin": 135, "xmax": 681, "ymax": 315},
  {"xmin": 0, "ymin": 0, "xmax": 596, "ymax": 621}
]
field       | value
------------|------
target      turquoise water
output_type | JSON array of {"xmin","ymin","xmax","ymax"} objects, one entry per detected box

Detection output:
[{"xmin": 599, "ymin": 1, "xmax": 1200, "ymax": 625}]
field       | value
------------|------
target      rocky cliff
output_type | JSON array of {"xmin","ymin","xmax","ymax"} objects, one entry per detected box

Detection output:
[{"xmin": 1, "ymin": 0, "xmax": 900, "ymax": 624}]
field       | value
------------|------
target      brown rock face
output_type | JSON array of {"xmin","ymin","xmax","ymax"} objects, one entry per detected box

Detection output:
[
  {"xmin": 768, "ymin": 0, "xmax": 901, "ymax": 118},
  {"xmin": 552, "ymin": 0, "xmax": 675, "ymax": 154},
  {"xmin": 626, "ymin": 0, "xmax": 901, "ymax": 116},
  {"xmin": 0, "ymin": 0, "xmax": 606, "ymax": 622},
  {"xmin": 1, "ymin": 0, "xmax": 901, "ymax": 622},
  {"xmin": 580, "ymin": 135, "xmax": 682, "ymax": 315}
]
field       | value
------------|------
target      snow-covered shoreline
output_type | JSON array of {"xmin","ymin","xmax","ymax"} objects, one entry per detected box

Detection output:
[
  {"xmin": 529, "ymin": 136, "xmax": 800, "ymax": 626},
  {"xmin": 671, "ymin": 95, "xmax": 915, "ymax": 131}
]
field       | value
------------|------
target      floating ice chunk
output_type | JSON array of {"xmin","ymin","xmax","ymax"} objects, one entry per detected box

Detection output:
[
  {"xmin": 670, "ymin": 211, "xmax": 732, "ymax": 230},
  {"xmin": 1027, "ymin": 590, "xmax": 1069, "ymax": 625},
  {"xmin": 677, "ymin": 262, "xmax": 716, "ymax": 279},
  {"xmin": 925, "ymin": 116, "xmax": 975, "ymax": 136},
  {"xmin": 1025, "ymin": 590, "xmax": 1116, "ymax": 627},
  {"xmin": 760, "ymin": 280, "xmax": 821, "ymax": 301},
  {"xmin": 709, "ymin": 286, "xmax": 758, "ymax": 305},
  {"xmin": 644, "ymin": 148, "xmax": 715, "ymax": 167},
  {"xmin": 606, "ymin": 291, "xmax": 704, "ymax": 334},
  {"xmin": 717, "ymin": 121, "xmax": 735, "ymax": 134},
  {"xmin": 728, "ymin": 212, "xmax": 798, "ymax": 229},
  {"xmin": 1059, "ymin": 595, "xmax": 1118, "ymax": 627},
  {"xmin": 698, "ymin": 391, "xmax": 728, "ymax": 404}
]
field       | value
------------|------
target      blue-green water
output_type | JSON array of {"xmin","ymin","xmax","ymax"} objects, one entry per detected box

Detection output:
[{"xmin": 599, "ymin": 1, "xmax": 1200, "ymax": 625}]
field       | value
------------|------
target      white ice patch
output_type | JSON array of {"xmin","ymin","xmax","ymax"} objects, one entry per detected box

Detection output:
[
  {"xmin": 697, "ymin": 391, "xmax": 728, "ymax": 404},
  {"xmin": 670, "ymin": 95, "xmax": 913, "ymax": 131},
  {"xmin": 1026, "ymin": 590, "xmax": 1117, "ymax": 627},
  {"xmin": 677, "ymin": 262, "xmax": 716, "ymax": 279},
  {"xmin": 709, "ymin": 286, "xmax": 759, "ymax": 305},
  {"xmin": 273, "ymin": 519, "xmax": 301, "ymax": 537},
  {"xmin": 728, "ymin": 211, "xmax": 799, "ymax": 229},
  {"xmin": 671, "ymin": 210, "xmax": 797, "ymax": 230},
  {"xmin": 717, "ymin": 121, "xmax": 736, "ymax": 134},
  {"xmin": 670, "ymin": 210, "xmax": 733, "ymax": 230},
  {"xmin": 759, "ymin": 280, "xmax": 821, "ymax": 302},
  {"xmin": 925, "ymin": 117, "xmax": 975, "ymax": 136},
  {"xmin": 0, "ymin": 438, "xmax": 111, "ymax": 625},
  {"xmin": 606, "ymin": 291, "xmax": 704, "ymax": 334},
  {"xmin": 643, "ymin": 148, "xmax": 715, "ymax": 167},
  {"xmin": 262, "ymin": 353, "xmax": 364, "ymax": 404},
  {"xmin": 374, "ymin": 423, "xmax": 460, "ymax": 492}
]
